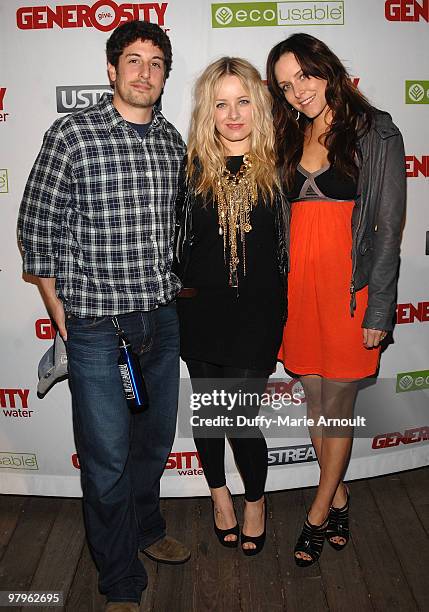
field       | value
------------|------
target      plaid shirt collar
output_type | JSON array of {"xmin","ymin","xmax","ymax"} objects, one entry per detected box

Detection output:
[{"xmin": 98, "ymin": 92, "xmax": 167, "ymax": 134}]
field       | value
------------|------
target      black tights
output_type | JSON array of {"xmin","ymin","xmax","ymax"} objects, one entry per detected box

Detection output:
[{"xmin": 186, "ymin": 359, "xmax": 270, "ymax": 502}]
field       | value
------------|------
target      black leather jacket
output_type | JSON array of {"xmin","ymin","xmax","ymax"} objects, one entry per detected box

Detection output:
[
  {"xmin": 174, "ymin": 160, "xmax": 290, "ymax": 320},
  {"xmin": 352, "ymin": 110, "xmax": 406, "ymax": 330}
]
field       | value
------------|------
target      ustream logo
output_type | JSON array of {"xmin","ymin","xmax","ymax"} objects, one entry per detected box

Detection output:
[
  {"xmin": 212, "ymin": 2, "xmax": 344, "ymax": 28},
  {"xmin": 406, "ymin": 80, "xmax": 429, "ymax": 104},
  {"xmin": 57, "ymin": 85, "xmax": 111, "ymax": 113}
]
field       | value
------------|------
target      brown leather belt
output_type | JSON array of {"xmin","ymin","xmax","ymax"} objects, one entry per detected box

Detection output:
[{"xmin": 177, "ymin": 287, "xmax": 198, "ymax": 298}]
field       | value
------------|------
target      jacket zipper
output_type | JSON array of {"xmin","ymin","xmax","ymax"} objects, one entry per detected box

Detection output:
[{"xmin": 350, "ymin": 198, "xmax": 364, "ymax": 317}]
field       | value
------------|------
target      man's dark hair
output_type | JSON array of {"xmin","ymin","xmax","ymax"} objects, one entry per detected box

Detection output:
[{"xmin": 106, "ymin": 20, "xmax": 172, "ymax": 79}]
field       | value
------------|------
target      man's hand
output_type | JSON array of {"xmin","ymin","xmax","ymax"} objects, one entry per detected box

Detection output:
[
  {"xmin": 38, "ymin": 278, "xmax": 67, "ymax": 341},
  {"xmin": 363, "ymin": 328, "xmax": 387, "ymax": 349},
  {"xmin": 48, "ymin": 297, "xmax": 67, "ymax": 341}
]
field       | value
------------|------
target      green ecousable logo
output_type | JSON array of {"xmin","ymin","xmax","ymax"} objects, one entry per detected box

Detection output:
[
  {"xmin": 396, "ymin": 370, "xmax": 429, "ymax": 393},
  {"xmin": 212, "ymin": 2, "xmax": 277, "ymax": 27},
  {"xmin": 212, "ymin": 2, "xmax": 344, "ymax": 28},
  {"xmin": 0, "ymin": 169, "xmax": 8, "ymax": 193},
  {"xmin": 406, "ymin": 81, "xmax": 429, "ymax": 104},
  {"xmin": 0, "ymin": 452, "xmax": 38, "ymax": 470},
  {"xmin": 214, "ymin": 6, "xmax": 234, "ymax": 24}
]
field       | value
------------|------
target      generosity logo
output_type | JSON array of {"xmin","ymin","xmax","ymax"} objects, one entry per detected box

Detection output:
[
  {"xmin": 165, "ymin": 451, "xmax": 203, "ymax": 476},
  {"xmin": 35, "ymin": 319, "xmax": 56, "ymax": 340},
  {"xmin": 372, "ymin": 426, "xmax": 429, "ymax": 449},
  {"xmin": 212, "ymin": 1, "xmax": 344, "ymax": 27},
  {"xmin": 396, "ymin": 369, "xmax": 429, "ymax": 393},
  {"xmin": 406, "ymin": 80, "xmax": 429, "ymax": 104},
  {"xmin": 396, "ymin": 301, "xmax": 429, "ymax": 324},
  {"xmin": 1, "ymin": 388, "xmax": 33, "ymax": 419},
  {"xmin": 0, "ymin": 87, "xmax": 10, "ymax": 123},
  {"xmin": 405, "ymin": 155, "xmax": 429, "ymax": 177},
  {"xmin": 17, "ymin": 1, "xmax": 168, "ymax": 31},
  {"xmin": 385, "ymin": 0, "xmax": 429, "ymax": 21}
]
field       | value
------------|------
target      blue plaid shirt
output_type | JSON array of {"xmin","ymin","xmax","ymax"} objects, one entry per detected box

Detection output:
[{"xmin": 18, "ymin": 93, "xmax": 186, "ymax": 317}]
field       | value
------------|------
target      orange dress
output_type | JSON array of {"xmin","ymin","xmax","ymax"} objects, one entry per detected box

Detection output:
[{"xmin": 278, "ymin": 166, "xmax": 380, "ymax": 379}]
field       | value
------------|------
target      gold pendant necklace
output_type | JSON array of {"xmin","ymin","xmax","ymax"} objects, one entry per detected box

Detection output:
[{"xmin": 214, "ymin": 154, "xmax": 257, "ymax": 288}]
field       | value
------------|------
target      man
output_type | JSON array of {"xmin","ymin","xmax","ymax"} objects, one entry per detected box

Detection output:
[{"xmin": 18, "ymin": 20, "xmax": 188, "ymax": 612}]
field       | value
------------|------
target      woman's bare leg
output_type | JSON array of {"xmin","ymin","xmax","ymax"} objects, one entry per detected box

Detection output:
[{"xmin": 296, "ymin": 376, "xmax": 357, "ymax": 559}]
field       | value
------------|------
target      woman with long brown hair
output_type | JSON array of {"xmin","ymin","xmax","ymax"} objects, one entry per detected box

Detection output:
[
  {"xmin": 175, "ymin": 57, "xmax": 288, "ymax": 555},
  {"xmin": 266, "ymin": 33, "xmax": 405, "ymax": 566}
]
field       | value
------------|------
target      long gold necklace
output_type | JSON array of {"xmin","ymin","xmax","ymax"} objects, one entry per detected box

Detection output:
[{"xmin": 214, "ymin": 154, "xmax": 257, "ymax": 288}]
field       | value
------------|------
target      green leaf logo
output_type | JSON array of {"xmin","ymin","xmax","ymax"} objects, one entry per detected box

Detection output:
[
  {"xmin": 398, "ymin": 374, "xmax": 414, "ymax": 391},
  {"xmin": 215, "ymin": 6, "xmax": 233, "ymax": 24},
  {"xmin": 408, "ymin": 83, "xmax": 425, "ymax": 102}
]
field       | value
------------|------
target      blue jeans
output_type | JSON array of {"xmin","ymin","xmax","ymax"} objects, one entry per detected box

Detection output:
[{"xmin": 66, "ymin": 303, "xmax": 179, "ymax": 603}]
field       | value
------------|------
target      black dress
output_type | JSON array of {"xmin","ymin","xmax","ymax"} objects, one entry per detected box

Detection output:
[{"xmin": 177, "ymin": 156, "xmax": 284, "ymax": 371}]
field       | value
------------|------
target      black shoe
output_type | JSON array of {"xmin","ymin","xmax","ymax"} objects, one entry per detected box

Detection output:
[
  {"xmin": 241, "ymin": 497, "xmax": 266, "ymax": 557},
  {"xmin": 294, "ymin": 515, "xmax": 328, "ymax": 567},
  {"xmin": 326, "ymin": 486, "xmax": 350, "ymax": 551},
  {"xmin": 212, "ymin": 498, "xmax": 239, "ymax": 548}
]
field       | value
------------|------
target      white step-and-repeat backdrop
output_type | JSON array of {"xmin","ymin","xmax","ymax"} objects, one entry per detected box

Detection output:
[{"xmin": 1, "ymin": 0, "xmax": 428, "ymax": 496}]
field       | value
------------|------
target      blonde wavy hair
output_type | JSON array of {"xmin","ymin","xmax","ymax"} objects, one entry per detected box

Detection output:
[{"xmin": 187, "ymin": 57, "xmax": 279, "ymax": 202}]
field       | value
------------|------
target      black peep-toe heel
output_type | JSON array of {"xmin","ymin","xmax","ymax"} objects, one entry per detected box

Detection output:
[
  {"xmin": 212, "ymin": 500, "xmax": 239, "ymax": 548},
  {"xmin": 326, "ymin": 486, "xmax": 350, "ymax": 551},
  {"xmin": 241, "ymin": 497, "xmax": 266, "ymax": 557},
  {"xmin": 294, "ymin": 515, "xmax": 328, "ymax": 567}
]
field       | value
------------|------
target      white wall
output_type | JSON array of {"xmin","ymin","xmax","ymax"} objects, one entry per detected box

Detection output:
[{"xmin": 1, "ymin": 0, "xmax": 428, "ymax": 496}]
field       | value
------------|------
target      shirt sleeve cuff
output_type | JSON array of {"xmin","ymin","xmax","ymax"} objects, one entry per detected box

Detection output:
[
  {"xmin": 362, "ymin": 305, "xmax": 395, "ymax": 332},
  {"xmin": 23, "ymin": 252, "xmax": 57, "ymax": 277}
]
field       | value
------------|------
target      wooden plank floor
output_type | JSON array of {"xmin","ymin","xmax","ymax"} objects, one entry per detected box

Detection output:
[{"xmin": 0, "ymin": 467, "xmax": 428, "ymax": 612}]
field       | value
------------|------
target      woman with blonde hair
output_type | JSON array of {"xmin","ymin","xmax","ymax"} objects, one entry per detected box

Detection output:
[{"xmin": 175, "ymin": 57, "xmax": 288, "ymax": 555}]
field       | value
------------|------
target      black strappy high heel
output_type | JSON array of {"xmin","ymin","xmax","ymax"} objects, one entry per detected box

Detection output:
[
  {"xmin": 212, "ymin": 499, "xmax": 239, "ymax": 548},
  {"xmin": 294, "ymin": 515, "xmax": 328, "ymax": 567},
  {"xmin": 241, "ymin": 497, "xmax": 266, "ymax": 557},
  {"xmin": 326, "ymin": 486, "xmax": 350, "ymax": 551}
]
